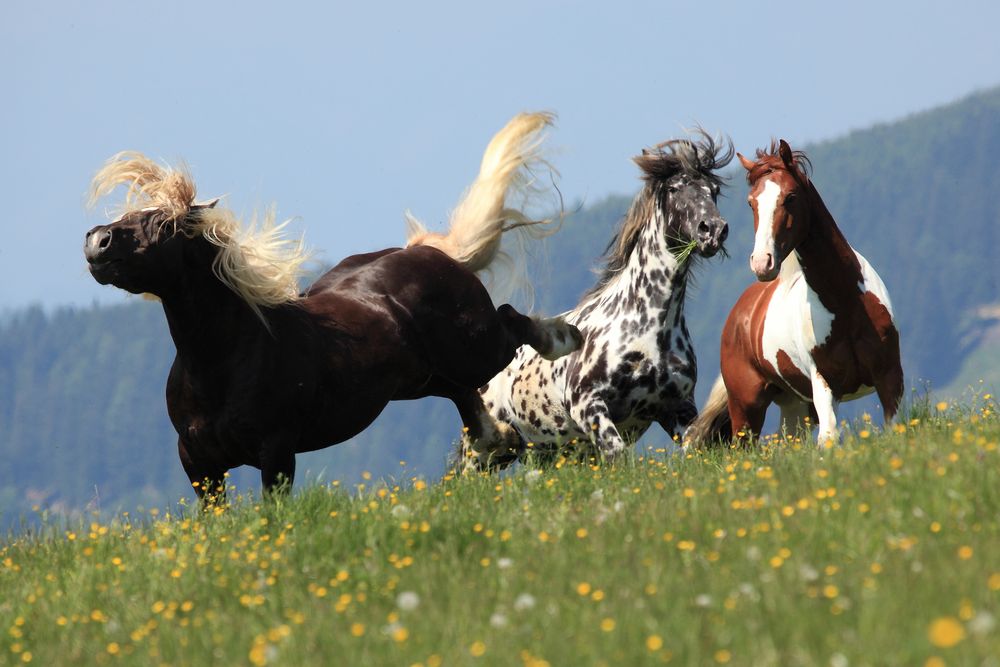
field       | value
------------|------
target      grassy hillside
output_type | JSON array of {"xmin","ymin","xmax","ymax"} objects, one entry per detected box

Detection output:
[
  {"xmin": 2, "ymin": 87, "xmax": 999, "ymax": 519},
  {"xmin": 1, "ymin": 397, "xmax": 997, "ymax": 665}
]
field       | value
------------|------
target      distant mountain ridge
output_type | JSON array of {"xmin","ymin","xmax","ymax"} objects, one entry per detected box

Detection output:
[{"xmin": 2, "ymin": 87, "xmax": 998, "ymax": 519}]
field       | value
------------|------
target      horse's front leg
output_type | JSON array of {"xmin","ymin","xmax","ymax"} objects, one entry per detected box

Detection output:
[
  {"xmin": 260, "ymin": 436, "xmax": 297, "ymax": 495},
  {"xmin": 810, "ymin": 370, "xmax": 840, "ymax": 446},
  {"xmin": 177, "ymin": 437, "xmax": 227, "ymax": 506},
  {"xmin": 569, "ymin": 395, "xmax": 628, "ymax": 459},
  {"xmin": 656, "ymin": 399, "xmax": 698, "ymax": 441}
]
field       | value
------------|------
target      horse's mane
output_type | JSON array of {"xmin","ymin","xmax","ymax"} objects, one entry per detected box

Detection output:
[
  {"xmin": 88, "ymin": 152, "xmax": 309, "ymax": 324},
  {"xmin": 745, "ymin": 140, "xmax": 812, "ymax": 186},
  {"xmin": 586, "ymin": 130, "xmax": 733, "ymax": 298}
]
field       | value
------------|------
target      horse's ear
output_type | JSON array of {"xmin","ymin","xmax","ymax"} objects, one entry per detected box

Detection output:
[
  {"xmin": 191, "ymin": 198, "xmax": 220, "ymax": 210},
  {"xmin": 778, "ymin": 140, "xmax": 795, "ymax": 168},
  {"xmin": 737, "ymin": 152, "xmax": 755, "ymax": 171}
]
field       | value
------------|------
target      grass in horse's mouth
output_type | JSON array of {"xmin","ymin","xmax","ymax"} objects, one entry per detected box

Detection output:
[{"xmin": 669, "ymin": 237, "xmax": 698, "ymax": 265}]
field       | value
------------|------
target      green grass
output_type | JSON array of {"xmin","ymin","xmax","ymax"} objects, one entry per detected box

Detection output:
[{"xmin": 1, "ymin": 394, "xmax": 999, "ymax": 666}]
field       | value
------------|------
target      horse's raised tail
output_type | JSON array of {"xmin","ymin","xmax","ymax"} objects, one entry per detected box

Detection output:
[
  {"xmin": 405, "ymin": 112, "xmax": 558, "ymax": 284},
  {"xmin": 684, "ymin": 375, "xmax": 733, "ymax": 447}
]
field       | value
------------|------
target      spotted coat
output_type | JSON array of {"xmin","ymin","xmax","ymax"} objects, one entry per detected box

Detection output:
[{"xmin": 466, "ymin": 136, "xmax": 732, "ymax": 466}]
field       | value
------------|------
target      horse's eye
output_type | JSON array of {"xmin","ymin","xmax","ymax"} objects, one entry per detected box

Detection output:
[{"xmin": 785, "ymin": 193, "xmax": 797, "ymax": 204}]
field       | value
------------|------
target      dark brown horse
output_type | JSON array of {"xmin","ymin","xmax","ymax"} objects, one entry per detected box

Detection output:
[
  {"xmin": 687, "ymin": 140, "xmax": 902, "ymax": 445},
  {"xmin": 84, "ymin": 113, "xmax": 581, "ymax": 499}
]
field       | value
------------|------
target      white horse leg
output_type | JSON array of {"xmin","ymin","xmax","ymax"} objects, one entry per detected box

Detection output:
[
  {"xmin": 810, "ymin": 370, "xmax": 840, "ymax": 446},
  {"xmin": 569, "ymin": 395, "xmax": 629, "ymax": 458}
]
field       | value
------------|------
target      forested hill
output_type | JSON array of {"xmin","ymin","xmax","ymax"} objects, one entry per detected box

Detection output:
[
  {"xmin": 2, "ymin": 87, "xmax": 998, "ymax": 520},
  {"xmin": 535, "ymin": 86, "xmax": 1000, "ymax": 395}
]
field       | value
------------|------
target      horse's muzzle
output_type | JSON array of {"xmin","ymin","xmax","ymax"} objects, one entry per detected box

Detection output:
[
  {"xmin": 697, "ymin": 219, "xmax": 728, "ymax": 257},
  {"xmin": 84, "ymin": 225, "xmax": 114, "ymax": 263}
]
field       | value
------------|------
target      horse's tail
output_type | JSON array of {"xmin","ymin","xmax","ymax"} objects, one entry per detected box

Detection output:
[
  {"xmin": 684, "ymin": 375, "xmax": 732, "ymax": 447},
  {"xmin": 405, "ymin": 112, "xmax": 558, "ymax": 297}
]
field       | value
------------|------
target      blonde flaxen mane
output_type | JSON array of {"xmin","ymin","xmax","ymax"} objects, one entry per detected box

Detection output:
[{"xmin": 88, "ymin": 152, "xmax": 309, "ymax": 324}]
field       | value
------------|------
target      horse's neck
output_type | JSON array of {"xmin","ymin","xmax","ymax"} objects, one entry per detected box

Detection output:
[
  {"xmin": 792, "ymin": 182, "xmax": 864, "ymax": 309},
  {"xmin": 592, "ymin": 210, "xmax": 688, "ymax": 318},
  {"xmin": 160, "ymin": 272, "xmax": 266, "ymax": 362}
]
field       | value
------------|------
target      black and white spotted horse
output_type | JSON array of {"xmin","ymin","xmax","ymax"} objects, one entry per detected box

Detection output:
[{"xmin": 458, "ymin": 132, "xmax": 733, "ymax": 470}]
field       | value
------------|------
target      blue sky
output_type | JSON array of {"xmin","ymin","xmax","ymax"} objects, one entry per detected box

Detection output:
[{"xmin": 3, "ymin": 0, "xmax": 999, "ymax": 309}]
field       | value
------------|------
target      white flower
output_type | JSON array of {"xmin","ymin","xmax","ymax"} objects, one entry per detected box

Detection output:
[
  {"xmin": 694, "ymin": 594, "xmax": 713, "ymax": 608},
  {"xmin": 513, "ymin": 593, "xmax": 537, "ymax": 611},
  {"xmin": 798, "ymin": 564, "xmax": 819, "ymax": 582},
  {"xmin": 829, "ymin": 653, "xmax": 849, "ymax": 667},
  {"xmin": 524, "ymin": 469, "xmax": 543, "ymax": 485},
  {"xmin": 396, "ymin": 591, "xmax": 420, "ymax": 612},
  {"xmin": 497, "ymin": 557, "xmax": 514, "ymax": 570},
  {"xmin": 590, "ymin": 489, "xmax": 604, "ymax": 502},
  {"xmin": 489, "ymin": 612, "xmax": 508, "ymax": 628},
  {"xmin": 969, "ymin": 611, "xmax": 996, "ymax": 636},
  {"xmin": 390, "ymin": 504, "xmax": 410, "ymax": 519}
]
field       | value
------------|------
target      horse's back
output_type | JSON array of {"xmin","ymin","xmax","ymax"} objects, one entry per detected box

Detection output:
[{"xmin": 304, "ymin": 248, "xmax": 402, "ymax": 296}]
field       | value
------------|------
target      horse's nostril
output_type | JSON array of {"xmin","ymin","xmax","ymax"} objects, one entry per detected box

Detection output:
[
  {"xmin": 698, "ymin": 220, "xmax": 710, "ymax": 234},
  {"xmin": 98, "ymin": 229, "xmax": 113, "ymax": 249}
]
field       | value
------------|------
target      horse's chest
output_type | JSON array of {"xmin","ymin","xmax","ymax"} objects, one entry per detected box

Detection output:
[
  {"xmin": 574, "ymin": 315, "xmax": 695, "ymax": 416},
  {"xmin": 759, "ymin": 271, "xmax": 886, "ymax": 400},
  {"xmin": 611, "ymin": 343, "xmax": 693, "ymax": 408},
  {"xmin": 166, "ymin": 361, "xmax": 297, "ymax": 466}
]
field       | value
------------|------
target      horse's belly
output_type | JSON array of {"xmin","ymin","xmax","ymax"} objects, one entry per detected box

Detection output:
[
  {"xmin": 840, "ymin": 384, "xmax": 875, "ymax": 402},
  {"xmin": 483, "ymin": 355, "xmax": 577, "ymax": 443}
]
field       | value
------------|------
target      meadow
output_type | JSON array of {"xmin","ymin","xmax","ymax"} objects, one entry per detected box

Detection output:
[{"xmin": 1, "ymin": 392, "xmax": 997, "ymax": 666}]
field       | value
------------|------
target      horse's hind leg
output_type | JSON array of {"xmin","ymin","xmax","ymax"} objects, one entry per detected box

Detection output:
[
  {"xmin": 497, "ymin": 304, "xmax": 582, "ymax": 361},
  {"xmin": 875, "ymin": 361, "xmax": 904, "ymax": 423},
  {"xmin": 428, "ymin": 378, "xmax": 522, "ymax": 473},
  {"xmin": 721, "ymin": 362, "xmax": 770, "ymax": 443}
]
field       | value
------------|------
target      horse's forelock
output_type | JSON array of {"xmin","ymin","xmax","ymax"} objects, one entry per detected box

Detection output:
[
  {"xmin": 747, "ymin": 141, "xmax": 812, "ymax": 185},
  {"xmin": 634, "ymin": 130, "xmax": 733, "ymax": 191},
  {"xmin": 586, "ymin": 132, "xmax": 731, "ymax": 299},
  {"xmin": 89, "ymin": 151, "xmax": 196, "ymax": 222}
]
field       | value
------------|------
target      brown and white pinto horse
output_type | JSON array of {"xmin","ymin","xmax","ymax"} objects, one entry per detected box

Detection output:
[{"xmin": 687, "ymin": 140, "xmax": 903, "ymax": 445}]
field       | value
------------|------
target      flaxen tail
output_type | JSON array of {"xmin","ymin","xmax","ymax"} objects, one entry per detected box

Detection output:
[
  {"xmin": 405, "ymin": 112, "xmax": 558, "ymax": 304},
  {"xmin": 684, "ymin": 375, "xmax": 732, "ymax": 447}
]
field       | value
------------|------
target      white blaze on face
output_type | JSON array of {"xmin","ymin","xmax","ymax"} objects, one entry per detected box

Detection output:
[{"xmin": 750, "ymin": 179, "xmax": 781, "ymax": 276}]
